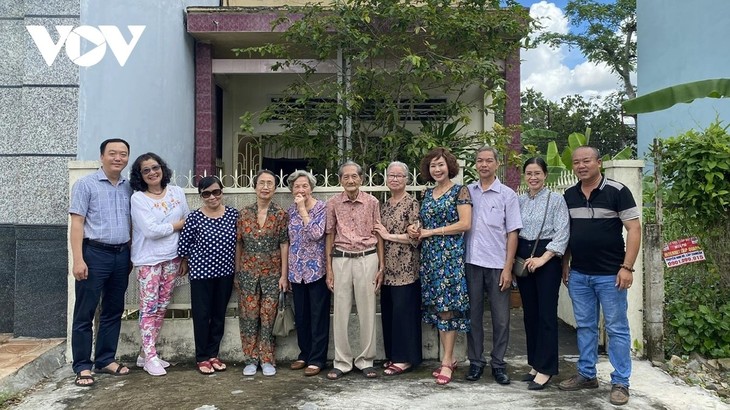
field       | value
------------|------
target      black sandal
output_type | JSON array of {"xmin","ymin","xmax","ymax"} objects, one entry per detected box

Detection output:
[
  {"xmin": 326, "ymin": 368, "xmax": 348, "ymax": 380},
  {"xmin": 361, "ymin": 366, "xmax": 378, "ymax": 379},
  {"xmin": 75, "ymin": 373, "xmax": 95, "ymax": 387}
]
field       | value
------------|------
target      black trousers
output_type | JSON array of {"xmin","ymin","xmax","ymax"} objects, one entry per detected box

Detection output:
[
  {"xmin": 515, "ymin": 238, "xmax": 562, "ymax": 375},
  {"xmin": 72, "ymin": 243, "xmax": 130, "ymax": 373},
  {"xmin": 381, "ymin": 280, "xmax": 422, "ymax": 367},
  {"xmin": 190, "ymin": 275, "xmax": 234, "ymax": 363},
  {"xmin": 291, "ymin": 276, "xmax": 331, "ymax": 368}
]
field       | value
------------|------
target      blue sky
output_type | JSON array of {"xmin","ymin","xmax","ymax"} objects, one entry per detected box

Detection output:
[{"xmin": 514, "ymin": 0, "xmax": 623, "ymax": 101}]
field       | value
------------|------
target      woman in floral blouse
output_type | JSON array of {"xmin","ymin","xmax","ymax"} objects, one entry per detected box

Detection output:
[
  {"xmin": 373, "ymin": 161, "xmax": 422, "ymax": 376},
  {"xmin": 286, "ymin": 170, "xmax": 329, "ymax": 377},
  {"xmin": 236, "ymin": 170, "xmax": 289, "ymax": 377}
]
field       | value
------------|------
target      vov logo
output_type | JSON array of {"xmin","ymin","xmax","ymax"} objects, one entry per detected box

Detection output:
[{"xmin": 26, "ymin": 25, "xmax": 146, "ymax": 67}]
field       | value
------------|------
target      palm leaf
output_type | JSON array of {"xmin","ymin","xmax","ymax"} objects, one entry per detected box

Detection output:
[{"xmin": 623, "ymin": 78, "xmax": 730, "ymax": 114}]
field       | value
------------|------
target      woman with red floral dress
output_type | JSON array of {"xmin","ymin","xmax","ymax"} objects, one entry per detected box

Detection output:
[{"xmin": 236, "ymin": 170, "xmax": 290, "ymax": 377}]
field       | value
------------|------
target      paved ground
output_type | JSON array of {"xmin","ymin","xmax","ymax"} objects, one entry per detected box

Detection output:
[
  {"xmin": 4, "ymin": 311, "xmax": 729, "ymax": 410},
  {"xmin": 8, "ymin": 355, "xmax": 728, "ymax": 410}
]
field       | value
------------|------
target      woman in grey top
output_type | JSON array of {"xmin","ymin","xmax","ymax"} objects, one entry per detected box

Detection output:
[{"xmin": 516, "ymin": 157, "xmax": 570, "ymax": 390}]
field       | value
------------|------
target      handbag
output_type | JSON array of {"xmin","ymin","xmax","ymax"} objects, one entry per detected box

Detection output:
[
  {"xmin": 272, "ymin": 291, "xmax": 296, "ymax": 337},
  {"xmin": 512, "ymin": 192, "xmax": 551, "ymax": 278}
]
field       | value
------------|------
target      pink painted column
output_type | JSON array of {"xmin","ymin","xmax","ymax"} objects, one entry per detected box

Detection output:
[
  {"xmin": 504, "ymin": 48, "xmax": 522, "ymax": 190},
  {"xmin": 194, "ymin": 42, "xmax": 217, "ymax": 178}
]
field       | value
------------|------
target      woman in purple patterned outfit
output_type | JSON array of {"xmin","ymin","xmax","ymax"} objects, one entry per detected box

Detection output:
[
  {"xmin": 286, "ymin": 170, "xmax": 330, "ymax": 377},
  {"xmin": 130, "ymin": 153, "xmax": 189, "ymax": 376}
]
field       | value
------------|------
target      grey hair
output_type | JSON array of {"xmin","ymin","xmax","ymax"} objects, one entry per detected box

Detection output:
[
  {"xmin": 286, "ymin": 170, "xmax": 316, "ymax": 191},
  {"xmin": 387, "ymin": 161, "xmax": 409, "ymax": 182},
  {"xmin": 338, "ymin": 160, "xmax": 363, "ymax": 178},
  {"xmin": 573, "ymin": 145, "xmax": 601, "ymax": 159},
  {"xmin": 475, "ymin": 145, "xmax": 500, "ymax": 161}
]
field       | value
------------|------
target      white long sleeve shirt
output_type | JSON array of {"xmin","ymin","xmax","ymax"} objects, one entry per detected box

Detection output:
[{"xmin": 131, "ymin": 185, "xmax": 190, "ymax": 266}]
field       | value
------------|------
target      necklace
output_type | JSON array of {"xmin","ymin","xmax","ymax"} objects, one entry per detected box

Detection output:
[{"xmin": 148, "ymin": 189, "xmax": 164, "ymax": 195}]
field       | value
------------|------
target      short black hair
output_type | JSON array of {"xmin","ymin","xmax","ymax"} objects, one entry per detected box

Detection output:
[
  {"xmin": 522, "ymin": 157, "xmax": 548, "ymax": 174},
  {"xmin": 100, "ymin": 138, "xmax": 130, "ymax": 155},
  {"xmin": 197, "ymin": 176, "xmax": 222, "ymax": 194},
  {"xmin": 129, "ymin": 152, "xmax": 173, "ymax": 192}
]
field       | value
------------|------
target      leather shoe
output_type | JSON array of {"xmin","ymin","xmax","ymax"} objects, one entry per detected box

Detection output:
[
  {"xmin": 521, "ymin": 373, "xmax": 536, "ymax": 382},
  {"xmin": 528, "ymin": 375, "xmax": 552, "ymax": 390},
  {"xmin": 465, "ymin": 364, "xmax": 484, "ymax": 381},
  {"xmin": 492, "ymin": 368, "xmax": 511, "ymax": 385}
]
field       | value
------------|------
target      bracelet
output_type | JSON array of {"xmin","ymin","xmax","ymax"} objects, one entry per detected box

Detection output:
[
  {"xmin": 441, "ymin": 226, "xmax": 445, "ymax": 235},
  {"xmin": 619, "ymin": 264, "xmax": 635, "ymax": 273}
]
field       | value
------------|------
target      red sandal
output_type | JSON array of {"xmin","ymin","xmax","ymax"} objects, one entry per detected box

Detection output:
[
  {"xmin": 436, "ymin": 362, "xmax": 457, "ymax": 386},
  {"xmin": 432, "ymin": 361, "xmax": 457, "ymax": 378},
  {"xmin": 209, "ymin": 357, "xmax": 227, "ymax": 371},
  {"xmin": 196, "ymin": 360, "xmax": 214, "ymax": 375}
]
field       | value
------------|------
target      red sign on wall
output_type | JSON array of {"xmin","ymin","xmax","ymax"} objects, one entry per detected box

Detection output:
[{"xmin": 662, "ymin": 237, "xmax": 706, "ymax": 267}]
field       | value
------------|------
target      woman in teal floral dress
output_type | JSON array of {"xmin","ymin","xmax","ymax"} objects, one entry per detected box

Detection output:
[{"xmin": 409, "ymin": 147, "xmax": 472, "ymax": 386}]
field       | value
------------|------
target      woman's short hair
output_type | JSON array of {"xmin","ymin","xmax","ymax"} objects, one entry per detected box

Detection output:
[
  {"xmin": 129, "ymin": 152, "xmax": 172, "ymax": 192},
  {"xmin": 287, "ymin": 170, "xmax": 316, "ymax": 191},
  {"xmin": 522, "ymin": 157, "xmax": 548, "ymax": 174},
  {"xmin": 387, "ymin": 161, "xmax": 410, "ymax": 183},
  {"xmin": 253, "ymin": 169, "xmax": 277, "ymax": 187},
  {"xmin": 197, "ymin": 176, "xmax": 222, "ymax": 194},
  {"xmin": 419, "ymin": 147, "xmax": 459, "ymax": 182}
]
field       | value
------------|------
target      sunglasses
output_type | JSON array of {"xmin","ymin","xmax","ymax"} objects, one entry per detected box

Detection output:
[
  {"xmin": 200, "ymin": 189, "xmax": 223, "ymax": 198},
  {"xmin": 141, "ymin": 164, "xmax": 161, "ymax": 175}
]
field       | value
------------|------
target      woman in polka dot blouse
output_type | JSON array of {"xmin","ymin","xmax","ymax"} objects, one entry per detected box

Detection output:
[{"xmin": 178, "ymin": 176, "xmax": 239, "ymax": 375}]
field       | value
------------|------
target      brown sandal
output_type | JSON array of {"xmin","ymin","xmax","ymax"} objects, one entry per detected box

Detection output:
[
  {"xmin": 197, "ymin": 360, "xmax": 214, "ymax": 374},
  {"xmin": 209, "ymin": 357, "xmax": 227, "ymax": 371}
]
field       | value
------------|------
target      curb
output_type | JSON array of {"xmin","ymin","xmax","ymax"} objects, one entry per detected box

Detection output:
[{"xmin": 0, "ymin": 342, "xmax": 66, "ymax": 395}]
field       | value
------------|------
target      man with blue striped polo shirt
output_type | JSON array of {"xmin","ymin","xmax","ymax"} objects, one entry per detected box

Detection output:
[{"xmin": 69, "ymin": 138, "xmax": 133, "ymax": 387}]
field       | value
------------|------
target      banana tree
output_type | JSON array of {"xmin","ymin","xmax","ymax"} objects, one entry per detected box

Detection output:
[{"xmin": 623, "ymin": 78, "xmax": 730, "ymax": 114}]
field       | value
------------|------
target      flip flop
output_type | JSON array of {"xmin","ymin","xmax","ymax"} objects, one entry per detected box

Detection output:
[
  {"xmin": 384, "ymin": 363, "xmax": 412, "ymax": 376},
  {"xmin": 326, "ymin": 368, "xmax": 348, "ymax": 380},
  {"xmin": 74, "ymin": 373, "xmax": 95, "ymax": 387},
  {"xmin": 197, "ymin": 360, "xmax": 215, "ymax": 375},
  {"xmin": 209, "ymin": 357, "xmax": 227, "ymax": 371},
  {"xmin": 361, "ymin": 366, "xmax": 378, "ymax": 379},
  {"xmin": 97, "ymin": 362, "xmax": 129, "ymax": 376}
]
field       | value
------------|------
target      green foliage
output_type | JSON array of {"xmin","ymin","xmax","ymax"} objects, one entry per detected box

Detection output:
[
  {"xmin": 623, "ymin": 78, "xmax": 730, "ymax": 114},
  {"xmin": 538, "ymin": 0, "xmax": 636, "ymax": 98},
  {"xmin": 660, "ymin": 121, "xmax": 730, "ymax": 358},
  {"xmin": 234, "ymin": 0, "xmax": 531, "ymax": 171},
  {"xmin": 663, "ymin": 213, "xmax": 730, "ymax": 358},
  {"xmin": 521, "ymin": 90, "xmax": 637, "ymax": 157},
  {"xmin": 658, "ymin": 121, "xmax": 730, "ymax": 221}
]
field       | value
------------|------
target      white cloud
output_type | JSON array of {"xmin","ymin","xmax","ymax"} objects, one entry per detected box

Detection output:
[{"xmin": 520, "ymin": 1, "xmax": 622, "ymax": 101}]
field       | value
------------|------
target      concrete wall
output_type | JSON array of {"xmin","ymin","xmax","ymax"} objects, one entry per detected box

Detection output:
[{"xmin": 636, "ymin": 0, "xmax": 730, "ymax": 156}]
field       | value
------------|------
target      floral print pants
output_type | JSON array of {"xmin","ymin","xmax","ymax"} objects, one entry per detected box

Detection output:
[
  {"xmin": 137, "ymin": 258, "xmax": 181, "ymax": 359},
  {"xmin": 237, "ymin": 271, "xmax": 280, "ymax": 365}
]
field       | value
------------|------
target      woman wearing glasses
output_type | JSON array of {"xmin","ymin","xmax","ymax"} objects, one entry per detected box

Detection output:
[
  {"xmin": 178, "ymin": 176, "xmax": 239, "ymax": 375},
  {"xmin": 373, "ymin": 161, "xmax": 422, "ymax": 376},
  {"xmin": 130, "ymin": 153, "xmax": 190, "ymax": 376},
  {"xmin": 236, "ymin": 170, "xmax": 290, "ymax": 377}
]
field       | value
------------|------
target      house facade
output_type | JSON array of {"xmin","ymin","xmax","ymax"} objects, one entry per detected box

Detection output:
[{"xmin": 0, "ymin": 0, "xmax": 521, "ymax": 338}]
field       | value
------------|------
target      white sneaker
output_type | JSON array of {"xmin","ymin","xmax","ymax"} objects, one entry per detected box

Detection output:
[
  {"xmin": 143, "ymin": 357, "xmax": 167, "ymax": 376},
  {"xmin": 137, "ymin": 355, "xmax": 170, "ymax": 368},
  {"xmin": 262, "ymin": 363, "xmax": 276, "ymax": 376},
  {"xmin": 243, "ymin": 364, "xmax": 258, "ymax": 376}
]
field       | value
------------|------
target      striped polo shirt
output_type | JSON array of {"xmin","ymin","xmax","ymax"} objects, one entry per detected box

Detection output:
[{"xmin": 564, "ymin": 176, "xmax": 639, "ymax": 275}]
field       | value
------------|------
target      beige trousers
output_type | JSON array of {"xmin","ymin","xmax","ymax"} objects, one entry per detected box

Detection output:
[{"xmin": 332, "ymin": 251, "xmax": 378, "ymax": 372}]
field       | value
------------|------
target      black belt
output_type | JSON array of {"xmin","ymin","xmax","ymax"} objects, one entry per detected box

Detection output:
[
  {"xmin": 83, "ymin": 239, "xmax": 129, "ymax": 253},
  {"xmin": 331, "ymin": 248, "xmax": 377, "ymax": 258}
]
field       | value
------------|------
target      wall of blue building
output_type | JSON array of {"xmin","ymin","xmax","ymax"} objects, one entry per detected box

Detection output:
[
  {"xmin": 79, "ymin": 0, "xmax": 218, "ymax": 175},
  {"xmin": 636, "ymin": 0, "xmax": 730, "ymax": 157}
]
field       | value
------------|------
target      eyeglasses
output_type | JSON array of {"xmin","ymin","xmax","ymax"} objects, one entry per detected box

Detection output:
[
  {"xmin": 141, "ymin": 165, "xmax": 161, "ymax": 175},
  {"xmin": 387, "ymin": 174, "xmax": 407, "ymax": 180},
  {"xmin": 200, "ymin": 189, "xmax": 223, "ymax": 198},
  {"xmin": 257, "ymin": 180, "xmax": 275, "ymax": 188}
]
